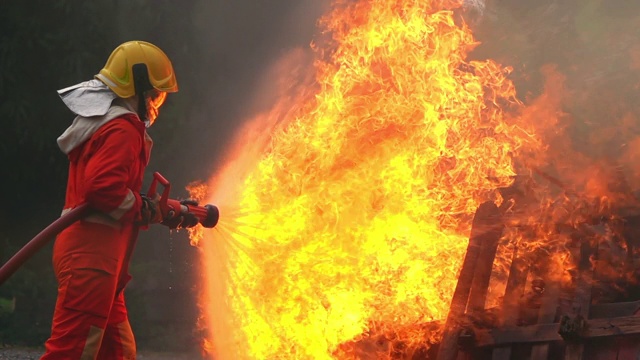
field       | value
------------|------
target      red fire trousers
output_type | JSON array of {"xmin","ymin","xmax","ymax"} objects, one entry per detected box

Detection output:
[{"xmin": 41, "ymin": 221, "xmax": 138, "ymax": 360}]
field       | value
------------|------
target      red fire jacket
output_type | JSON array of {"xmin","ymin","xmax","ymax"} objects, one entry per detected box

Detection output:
[
  {"xmin": 64, "ymin": 114, "xmax": 148, "ymax": 223},
  {"xmin": 55, "ymin": 113, "xmax": 150, "ymax": 291}
]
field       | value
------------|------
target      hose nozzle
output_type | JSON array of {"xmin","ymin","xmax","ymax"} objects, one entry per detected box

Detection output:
[{"xmin": 147, "ymin": 172, "xmax": 220, "ymax": 229}]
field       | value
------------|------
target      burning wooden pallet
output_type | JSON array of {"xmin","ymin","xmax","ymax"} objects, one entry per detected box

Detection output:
[{"xmin": 436, "ymin": 195, "xmax": 640, "ymax": 360}]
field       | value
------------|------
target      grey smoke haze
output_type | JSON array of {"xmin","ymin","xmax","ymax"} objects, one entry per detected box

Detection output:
[
  {"xmin": 152, "ymin": 0, "xmax": 330, "ymax": 187},
  {"xmin": 136, "ymin": 0, "xmax": 331, "ymax": 305}
]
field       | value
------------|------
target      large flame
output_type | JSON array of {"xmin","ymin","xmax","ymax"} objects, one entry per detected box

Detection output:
[{"xmin": 195, "ymin": 0, "xmax": 555, "ymax": 359}]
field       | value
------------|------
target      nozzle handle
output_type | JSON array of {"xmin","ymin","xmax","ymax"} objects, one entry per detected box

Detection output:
[{"xmin": 147, "ymin": 172, "xmax": 171, "ymax": 213}]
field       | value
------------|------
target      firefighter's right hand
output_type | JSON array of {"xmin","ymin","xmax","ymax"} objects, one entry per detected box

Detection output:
[
  {"xmin": 161, "ymin": 199, "xmax": 199, "ymax": 229},
  {"xmin": 139, "ymin": 193, "xmax": 163, "ymax": 226}
]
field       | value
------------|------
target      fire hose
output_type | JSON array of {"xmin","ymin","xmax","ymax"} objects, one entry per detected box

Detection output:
[{"xmin": 0, "ymin": 172, "xmax": 219, "ymax": 286}]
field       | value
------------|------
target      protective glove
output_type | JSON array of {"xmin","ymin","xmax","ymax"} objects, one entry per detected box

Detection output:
[
  {"xmin": 162, "ymin": 199, "xmax": 200, "ymax": 229},
  {"xmin": 138, "ymin": 193, "xmax": 164, "ymax": 226}
]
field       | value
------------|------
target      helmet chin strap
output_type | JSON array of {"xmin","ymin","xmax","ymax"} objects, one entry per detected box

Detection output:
[
  {"xmin": 137, "ymin": 93, "xmax": 151, "ymax": 127},
  {"xmin": 132, "ymin": 63, "xmax": 152, "ymax": 126}
]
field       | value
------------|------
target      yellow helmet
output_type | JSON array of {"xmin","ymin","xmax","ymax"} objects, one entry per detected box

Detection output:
[{"xmin": 95, "ymin": 40, "xmax": 178, "ymax": 98}]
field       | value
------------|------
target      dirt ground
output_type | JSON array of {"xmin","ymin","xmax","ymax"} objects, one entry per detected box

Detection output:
[{"xmin": 0, "ymin": 346, "xmax": 204, "ymax": 359}]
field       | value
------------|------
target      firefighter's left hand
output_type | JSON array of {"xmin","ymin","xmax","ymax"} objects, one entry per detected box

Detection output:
[{"xmin": 139, "ymin": 193, "xmax": 163, "ymax": 226}]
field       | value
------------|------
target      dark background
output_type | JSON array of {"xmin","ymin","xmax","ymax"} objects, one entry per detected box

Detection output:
[{"xmin": 1, "ymin": 0, "xmax": 640, "ymax": 354}]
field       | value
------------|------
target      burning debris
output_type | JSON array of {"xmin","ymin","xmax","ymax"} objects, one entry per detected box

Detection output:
[
  {"xmin": 192, "ymin": 0, "xmax": 640, "ymax": 359},
  {"xmin": 436, "ymin": 168, "xmax": 640, "ymax": 359}
]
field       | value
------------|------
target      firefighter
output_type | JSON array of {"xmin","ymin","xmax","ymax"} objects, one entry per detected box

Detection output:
[{"xmin": 42, "ymin": 40, "xmax": 188, "ymax": 359}]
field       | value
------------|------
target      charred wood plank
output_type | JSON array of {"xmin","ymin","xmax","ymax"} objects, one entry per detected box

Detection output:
[
  {"xmin": 467, "ymin": 208, "xmax": 504, "ymax": 313},
  {"xmin": 475, "ymin": 322, "xmax": 561, "ymax": 346},
  {"xmin": 473, "ymin": 315, "xmax": 640, "ymax": 347},
  {"xmin": 585, "ymin": 315, "xmax": 640, "ymax": 338},
  {"xmin": 436, "ymin": 202, "xmax": 502, "ymax": 360},
  {"xmin": 589, "ymin": 300, "xmax": 640, "ymax": 319},
  {"xmin": 491, "ymin": 252, "xmax": 529, "ymax": 360},
  {"xmin": 531, "ymin": 280, "xmax": 560, "ymax": 360},
  {"xmin": 564, "ymin": 233, "xmax": 598, "ymax": 360}
]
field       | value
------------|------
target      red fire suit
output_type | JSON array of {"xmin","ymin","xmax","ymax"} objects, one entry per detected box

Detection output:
[{"xmin": 42, "ymin": 113, "xmax": 150, "ymax": 360}]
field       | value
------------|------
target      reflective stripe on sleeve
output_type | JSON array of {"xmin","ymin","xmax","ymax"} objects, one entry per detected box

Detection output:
[{"xmin": 108, "ymin": 190, "xmax": 136, "ymax": 220}]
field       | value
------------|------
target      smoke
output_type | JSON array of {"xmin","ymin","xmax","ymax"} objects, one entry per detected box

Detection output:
[
  {"xmin": 189, "ymin": 0, "xmax": 332, "ymax": 216},
  {"xmin": 205, "ymin": 48, "xmax": 316, "ymax": 209},
  {"xmin": 463, "ymin": 0, "xmax": 485, "ymax": 14},
  {"xmin": 469, "ymin": 1, "xmax": 640, "ymax": 184},
  {"xmin": 186, "ymin": 1, "xmax": 331, "ymax": 357}
]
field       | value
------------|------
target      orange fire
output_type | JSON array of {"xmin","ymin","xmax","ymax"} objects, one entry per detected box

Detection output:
[{"xmin": 193, "ymin": 0, "xmax": 564, "ymax": 359}]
